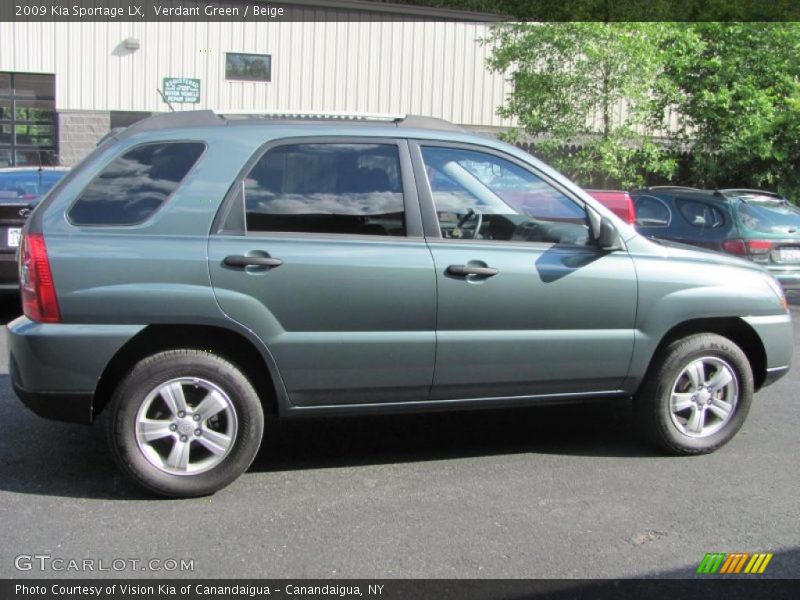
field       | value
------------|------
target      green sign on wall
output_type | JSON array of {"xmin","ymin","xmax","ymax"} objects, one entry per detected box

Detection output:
[{"xmin": 162, "ymin": 78, "xmax": 201, "ymax": 104}]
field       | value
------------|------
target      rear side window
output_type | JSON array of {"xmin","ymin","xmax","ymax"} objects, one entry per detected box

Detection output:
[
  {"xmin": 243, "ymin": 143, "xmax": 406, "ymax": 236},
  {"xmin": 68, "ymin": 142, "xmax": 205, "ymax": 226},
  {"xmin": 677, "ymin": 199, "xmax": 725, "ymax": 228}
]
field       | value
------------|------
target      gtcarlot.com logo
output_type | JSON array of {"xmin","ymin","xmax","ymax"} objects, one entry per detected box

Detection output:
[
  {"xmin": 14, "ymin": 554, "xmax": 195, "ymax": 573},
  {"xmin": 697, "ymin": 552, "xmax": 773, "ymax": 574}
]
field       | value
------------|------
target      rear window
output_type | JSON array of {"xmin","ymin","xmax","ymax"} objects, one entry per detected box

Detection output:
[
  {"xmin": 68, "ymin": 142, "xmax": 205, "ymax": 226},
  {"xmin": 735, "ymin": 199, "xmax": 800, "ymax": 235},
  {"xmin": 0, "ymin": 170, "xmax": 65, "ymax": 201}
]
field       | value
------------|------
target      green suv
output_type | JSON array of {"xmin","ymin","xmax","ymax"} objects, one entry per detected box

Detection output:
[{"xmin": 8, "ymin": 111, "xmax": 793, "ymax": 497}]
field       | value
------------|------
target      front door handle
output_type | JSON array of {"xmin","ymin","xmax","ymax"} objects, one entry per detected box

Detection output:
[
  {"xmin": 223, "ymin": 255, "xmax": 283, "ymax": 268},
  {"xmin": 446, "ymin": 264, "xmax": 499, "ymax": 277}
]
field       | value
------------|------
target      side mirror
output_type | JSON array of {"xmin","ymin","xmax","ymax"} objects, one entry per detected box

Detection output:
[{"xmin": 587, "ymin": 208, "xmax": 623, "ymax": 252}]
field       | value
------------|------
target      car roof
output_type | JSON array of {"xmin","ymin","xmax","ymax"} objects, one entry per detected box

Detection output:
[
  {"xmin": 114, "ymin": 110, "xmax": 465, "ymax": 139},
  {"xmin": 632, "ymin": 187, "xmax": 728, "ymax": 204}
]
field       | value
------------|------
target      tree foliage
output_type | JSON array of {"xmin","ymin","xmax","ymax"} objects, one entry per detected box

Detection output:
[
  {"xmin": 487, "ymin": 22, "xmax": 800, "ymax": 199},
  {"xmin": 658, "ymin": 23, "xmax": 800, "ymax": 200},
  {"xmin": 486, "ymin": 23, "xmax": 678, "ymax": 188}
]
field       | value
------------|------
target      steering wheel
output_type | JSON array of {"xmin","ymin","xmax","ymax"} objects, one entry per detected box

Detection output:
[{"xmin": 456, "ymin": 208, "xmax": 483, "ymax": 239}]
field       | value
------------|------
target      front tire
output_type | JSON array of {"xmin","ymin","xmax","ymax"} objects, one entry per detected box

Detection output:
[
  {"xmin": 635, "ymin": 333, "xmax": 753, "ymax": 455},
  {"xmin": 108, "ymin": 349, "xmax": 264, "ymax": 497}
]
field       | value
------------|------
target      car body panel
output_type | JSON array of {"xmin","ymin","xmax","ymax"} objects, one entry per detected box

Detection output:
[
  {"xmin": 426, "ymin": 240, "xmax": 637, "ymax": 399},
  {"xmin": 7, "ymin": 316, "xmax": 144, "ymax": 393},
  {"xmin": 208, "ymin": 235, "xmax": 437, "ymax": 406}
]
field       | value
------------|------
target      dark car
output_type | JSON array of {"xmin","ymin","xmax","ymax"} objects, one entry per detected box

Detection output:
[
  {"xmin": 631, "ymin": 187, "xmax": 800, "ymax": 291},
  {"xmin": 0, "ymin": 167, "xmax": 69, "ymax": 290}
]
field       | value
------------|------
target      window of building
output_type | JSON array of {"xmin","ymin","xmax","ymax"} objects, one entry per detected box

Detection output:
[
  {"xmin": 68, "ymin": 142, "xmax": 205, "ymax": 226},
  {"xmin": 421, "ymin": 146, "xmax": 590, "ymax": 245},
  {"xmin": 0, "ymin": 72, "xmax": 57, "ymax": 167},
  {"xmin": 225, "ymin": 53, "xmax": 272, "ymax": 82},
  {"xmin": 244, "ymin": 143, "xmax": 406, "ymax": 236}
]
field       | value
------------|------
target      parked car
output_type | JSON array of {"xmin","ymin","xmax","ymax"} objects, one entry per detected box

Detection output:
[
  {"xmin": 8, "ymin": 111, "xmax": 792, "ymax": 497},
  {"xmin": 0, "ymin": 167, "xmax": 69, "ymax": 291},
  {"xmin": 585, "ymin": 189, "xmax": 636, "ymax": 224},
  {"xmin": 631, "ymin": 187, "xmax": 800, "ymax": 291}
]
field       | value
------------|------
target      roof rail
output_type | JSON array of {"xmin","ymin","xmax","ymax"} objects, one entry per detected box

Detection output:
[
  {"xmin": 647, "ymin": 186, "xmax": 701, "ymax": 191},
  {"xmin": 215, "ymin": 109, "xmax": 407, "ymax": 122},
  {"xmin": 717, "ymin": 188, "xmax": 785, "ymax": 199}
]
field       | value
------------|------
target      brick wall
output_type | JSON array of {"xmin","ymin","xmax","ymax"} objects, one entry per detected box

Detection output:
[{"xmin": 56, "ymin": 111, "xmax": 110, "ymax": 166}]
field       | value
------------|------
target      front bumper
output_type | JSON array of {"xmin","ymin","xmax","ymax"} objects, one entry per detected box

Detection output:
[
  {"xmin": 742, "ymin": 312, "xmax": 794, "ymax": 389},
  {"xmin": 766, "ymin": 267, "xmax": 800, "ymax": 292},
  {"xmin": 7, "ymin": 316, "xmax": 145, "ymax": 424}
]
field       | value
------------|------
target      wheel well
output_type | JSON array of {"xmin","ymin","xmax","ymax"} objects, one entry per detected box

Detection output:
[
  {"xmin": 92, "ymin": 325, "xmax": 278, "ymax": 417},
  {"xmin": 651, "ymin": 317, "xmax": 768, "ymax": 390}
]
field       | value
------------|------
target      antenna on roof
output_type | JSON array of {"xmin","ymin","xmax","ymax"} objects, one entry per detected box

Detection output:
[{"xmin": 157, "ymin": 89, "xmax": 176, "ymax": 113}]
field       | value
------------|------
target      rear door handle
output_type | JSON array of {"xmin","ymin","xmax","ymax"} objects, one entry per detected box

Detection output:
[
  {"xmin": 446, "ymin": 264, "xmax": 499, "ymax": 277},
  {"xmin": 223, "ymin": 255, "xmax": 283, "ymax": 268}
]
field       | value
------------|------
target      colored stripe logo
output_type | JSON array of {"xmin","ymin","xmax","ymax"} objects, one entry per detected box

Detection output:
[{"xmin": 697, "ymin": 552, "xmax": 773, "ymax": 574}]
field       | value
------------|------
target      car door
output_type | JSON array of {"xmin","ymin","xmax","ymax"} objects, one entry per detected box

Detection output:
[
  {"xmin": 411, "ymin": 142, "xmax": 637, "ymax": 401},
  {"xmin": 208, "ymin": 138, "xmax": 436, "ymax": 408}
]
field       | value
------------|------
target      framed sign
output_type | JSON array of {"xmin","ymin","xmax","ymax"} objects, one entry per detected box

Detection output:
[{"xmin": 162, "ymin": 78, "xmax": 201, "ymax": 104}]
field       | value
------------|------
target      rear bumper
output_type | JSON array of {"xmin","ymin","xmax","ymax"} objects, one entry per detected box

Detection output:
[
  {"xmin": 7, "ymin": 316, "xmax": 145, "ymax": 424},
  {"xmin": 12, "ymin": 378, "xmax": 93, "ymax": 424},
  {"xmin": 742, "ymin": 312, "xmax": 794, "ymax": 389},
  {"xmin": 0, "ymin": 251, "xmax": 19, "ymax": 290}
]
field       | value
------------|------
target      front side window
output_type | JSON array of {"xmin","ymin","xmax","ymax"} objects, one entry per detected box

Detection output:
[
  {"xmin": 634, "ymin": 195, "xmax": 671, "ymax": 227},
  {"xmin": 244, "ymin": 143, "xmax": 406, "ymax": 237},
  {"xmin": 421, "ymin": 146, "xmax": 589, "ymax": 245},
  {"xmin": 68, "ymin": 142, "xmax": 205, "ymax": 226}
]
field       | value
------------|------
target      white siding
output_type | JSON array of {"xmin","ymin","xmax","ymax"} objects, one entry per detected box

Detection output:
[{"xmin": 0, "ymin": 16, "xmax": 514, "ymax": 127}]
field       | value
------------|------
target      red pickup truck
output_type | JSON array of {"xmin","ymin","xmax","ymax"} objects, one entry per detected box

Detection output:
[{"xmin": 585, "ymin": 190, "xmax": 636, "ymax": 224}]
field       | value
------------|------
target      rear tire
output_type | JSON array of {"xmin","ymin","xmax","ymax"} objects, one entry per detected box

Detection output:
[
  {"xmin": 635, "ymin": 333, "xmax": 753, "ymax": 455},
  {"xmin": 107, "ymin": 349, "xmax": 264, "ymax": 497}
]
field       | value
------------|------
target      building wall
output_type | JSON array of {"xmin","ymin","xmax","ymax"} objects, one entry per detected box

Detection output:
[
  {"xmin": 0, "ymin": 16, "xmax": 513, "ymax": 128},
  {"xmin": 56, "ymin": 111, "xmax": 111, "ymax": 166}
]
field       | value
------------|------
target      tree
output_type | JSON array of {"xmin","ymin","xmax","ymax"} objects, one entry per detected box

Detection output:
[
  {"xmin": 657, "ymin": 23, "xmax": 800, "ymax": 201},
  {"xmin": 485, "ymin": 23, "xmax": 678, "ymax": 188}
]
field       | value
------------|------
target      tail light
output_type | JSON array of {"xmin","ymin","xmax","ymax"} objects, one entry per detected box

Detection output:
[
  {"xmin": 721, "ymin": 239, "xmax": 774, "ymax": 256},
  {"xmin": 19, "ymin": 232, "xmax": 61, "ymax": 323},
  {"xmin": 624, "ymin": 195, "xmax": 636, "ymax": 225},
  {"xmin": 721, "ymin": 239, "xmax": 748, "ymax": 255},
  {"xmin": 745, "ymin": 240, "xmax": 774, "ymax": 255}
]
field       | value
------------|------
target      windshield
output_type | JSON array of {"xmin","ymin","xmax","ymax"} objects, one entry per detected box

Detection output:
[{"xmin": 734, "ymin": 198, "xmax": 800, "ymax": 235}]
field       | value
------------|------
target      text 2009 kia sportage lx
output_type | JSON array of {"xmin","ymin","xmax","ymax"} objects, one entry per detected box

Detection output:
[{"xmin": 8, "ymin": 111, "xmax": 793, "ymax": 497}]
